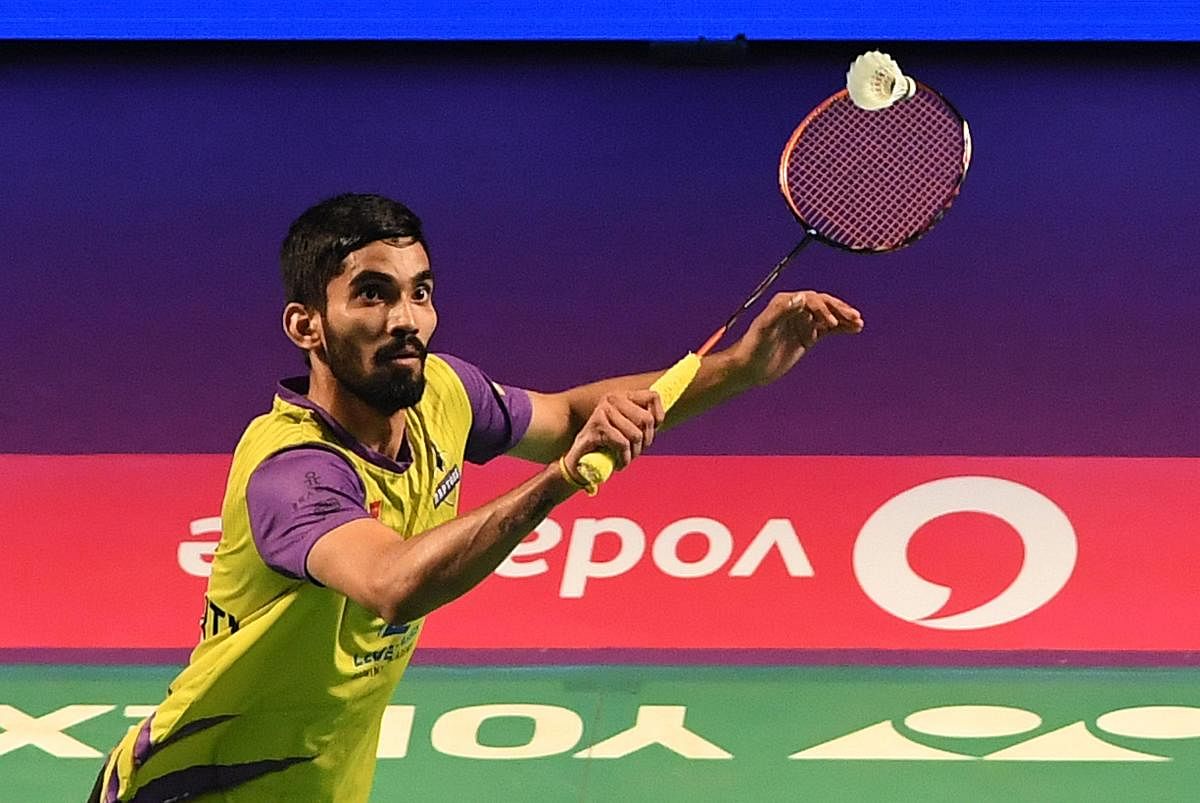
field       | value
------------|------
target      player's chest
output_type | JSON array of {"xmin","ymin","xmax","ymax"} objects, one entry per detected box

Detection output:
[{"xmin": 361, "ymin": 437, "xmax": 464, "ymax": 537}]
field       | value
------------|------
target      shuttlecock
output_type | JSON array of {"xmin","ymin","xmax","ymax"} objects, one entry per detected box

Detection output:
[{"xmin": 846, "ymin": 51, "xmax": 916, "ymax": 110}]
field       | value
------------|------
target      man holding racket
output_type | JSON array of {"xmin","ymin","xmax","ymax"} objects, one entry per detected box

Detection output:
[{"xmin": 90, "ymin": 192, "xmax": 862, "ymax": 803}]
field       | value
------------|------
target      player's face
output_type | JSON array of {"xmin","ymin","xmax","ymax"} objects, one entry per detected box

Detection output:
[{"xmin": 319, "ymin": 238, "xmax": 437, "ymax": 415}]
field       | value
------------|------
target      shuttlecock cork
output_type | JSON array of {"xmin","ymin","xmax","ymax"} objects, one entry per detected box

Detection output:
[{"xmin": 846, "ymin": 51, "xmax": 916, "ymax": 110}]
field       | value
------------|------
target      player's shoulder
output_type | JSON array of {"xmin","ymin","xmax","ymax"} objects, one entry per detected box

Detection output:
[
  {"xmin": 423, "ymin": 353, "xmax": 473, "ymax": 405},
  {"xmin": 425, "ymin": 352, "xmax": 461, "ymax": 384},
  {"xmin": 233, "ymin": 397, "xmax": 333, "ymax": 467}
]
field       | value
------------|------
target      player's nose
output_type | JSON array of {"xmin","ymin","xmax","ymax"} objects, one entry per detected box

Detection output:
[{"xmin": 387, "ymin": 299, "xmax": 419, "ymax": 334}]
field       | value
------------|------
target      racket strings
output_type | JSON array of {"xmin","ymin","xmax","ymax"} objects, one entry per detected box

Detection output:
[
  {"xmin": 695, "ymin": 83, "xmax": 969, "ymax": 359},
  {"xmin": 784, "ymin": 87, "xmax": 966, "ymax": 251}
]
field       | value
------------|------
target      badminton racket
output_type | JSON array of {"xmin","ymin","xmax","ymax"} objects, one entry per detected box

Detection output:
[{"xmin": 573, "ymin": 52, "xmax": 972, "ymax": 493}]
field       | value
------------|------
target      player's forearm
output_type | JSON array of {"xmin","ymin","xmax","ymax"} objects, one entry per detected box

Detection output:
[
  {"xmin": 380, "ymin": 463, "xmax": 576, "ymax": 623},
  {"xmin": 559, "ymin": 348, "xmax": 753, "ymax": 439}
]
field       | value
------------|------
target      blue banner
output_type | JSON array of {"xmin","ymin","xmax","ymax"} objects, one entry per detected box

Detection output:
[{"xmin": 3, "ymin": 1, "xmax": 1199, "ymax": 41}]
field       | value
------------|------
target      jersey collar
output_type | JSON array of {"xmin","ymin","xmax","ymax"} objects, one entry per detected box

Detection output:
[{"xmin": 276, "ymin": 376, "xmax": 414, "ymax": 474}]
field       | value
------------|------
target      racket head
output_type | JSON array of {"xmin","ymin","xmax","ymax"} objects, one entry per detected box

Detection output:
[{"xmin": 779, "ymin": 82, "xmax": 971, "ymax": 253}]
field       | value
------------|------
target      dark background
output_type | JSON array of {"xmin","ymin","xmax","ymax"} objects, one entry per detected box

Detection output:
[{"xmin": 3, "ymin": 41, "xmax": 1196, "ymax": 456}]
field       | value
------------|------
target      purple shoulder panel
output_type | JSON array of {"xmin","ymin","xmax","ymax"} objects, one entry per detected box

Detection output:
[
  {"xmin": 438, "ymin": 353, "xmax": 533, "ymax": 464},
  {"xmin": 245, "ymin": 447, "xmax": 371, "ymax": 582}
]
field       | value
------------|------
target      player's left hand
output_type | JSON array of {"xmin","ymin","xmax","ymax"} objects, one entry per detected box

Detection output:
[{"xmin": 728, "ymin": 290, "xmax": 863, "ymax": 386}]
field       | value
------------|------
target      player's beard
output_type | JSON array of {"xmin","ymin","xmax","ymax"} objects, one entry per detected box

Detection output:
[{"xmin": 323, "ymin": 324, "xmax": 428, "ymax": 416}]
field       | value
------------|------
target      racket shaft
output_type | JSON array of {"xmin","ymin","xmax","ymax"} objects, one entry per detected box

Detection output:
[
  {"xmin": 700, "ymin": 234, "xmax": 814, "ymax": 357},
  {"xmin": 575, "ymin": 352, "xmax": 701, "ymax": 491}
]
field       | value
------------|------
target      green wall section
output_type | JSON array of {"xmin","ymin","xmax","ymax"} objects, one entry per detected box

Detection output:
[{"xmin": 3, "ymin": 665, "xmax": 1199, "ymax": 801}]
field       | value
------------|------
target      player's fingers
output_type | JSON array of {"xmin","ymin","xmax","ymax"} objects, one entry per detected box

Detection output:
[
  {"xmin": 606, "ymin": 403, "xmax": 652, "ymax": 442},
  {"xmin": 835, "ymin": 317, "xmax": 864, "ymax": 334},
  {"xmin": 789, "ymin": 290, "xmax": 861, "ymax": 330},
  {"xmin": 828, "ymin": 295, "xmax": 862, "ymax": 320},
  {"xmin": 648, "ymin": 391, "xmax": 665, "ymax": 426},
  {"xmin": 590, "ymin": 420, "xmax": 634, "ymax": 467},
  {"xmin": 610, "ymin": 391, "xmax": 658, "ymax": 424},
  {"xmin": 785, "ymin": 290, "xmax": 808, "ymax": 310},
  {"xmin": 625, "ymin": 389, "xmax": 666, "ymax": 425},
  {"xmin": 807, "ymin": 295, "xmax": 840, "ymax": 328},
  {"xmin": 623, "ymin": 402, "xmax": 659, "ymax": 451},
  {"xmin": 802, "ymin": 308, "xmax": 826, "ymax": 338},
  {"xmin": 783, "ymin": 290, "xmax": 833, "ymax": 331},
  {"xmin": 634, "ymin": 390, "xmax": 665, "ymax": 449},
  {"xmin": 606, "ymin": 398, "xmax": 657, "ymax": 458},
  {"xmin": 826, "ymin": 296, "xmax": 864, "ymax": 330}
]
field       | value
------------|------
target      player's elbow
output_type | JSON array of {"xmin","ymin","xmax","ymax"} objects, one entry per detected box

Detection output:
[
  {"xmin": 368, "ymin": 572, "xmax": 440, "ymax": 626},
  {"xmin": 366, "ymin": 578, "xmax": 414, "ymax": 626},
  {"xmin": 375, "ymin": 595, "xmax": 421, "ymax": 628},
  {"xmin": 374, "ymin": 599, "xmax": 409, "ymax": 628},
  {"xmin": 345, "ymin": 525, "xmax": 469, "ymax": 624}
]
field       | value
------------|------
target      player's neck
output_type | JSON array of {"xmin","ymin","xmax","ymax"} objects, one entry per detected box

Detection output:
[{"xmin": 306, "ymin": 371, "xmax": 408, "ymax": 460}]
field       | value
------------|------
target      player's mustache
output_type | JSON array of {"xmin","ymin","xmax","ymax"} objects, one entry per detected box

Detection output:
[{"xmin": 375, "ymin": 336, "xmax": 427, "ymax": 364}]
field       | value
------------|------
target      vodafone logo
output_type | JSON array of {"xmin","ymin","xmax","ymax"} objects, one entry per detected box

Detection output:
[
  {"xmin": 178, "ymin": 473, "xmax": 1079, "ymax": 635},
  {"xmin": 852, "ymin": 476, "xmax": 1078, "ymax": 630}
]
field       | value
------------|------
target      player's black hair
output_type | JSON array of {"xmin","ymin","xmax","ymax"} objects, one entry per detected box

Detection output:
[{"xmin": 280, "ymin": 193, "xmax": 427, "ymax": 311}]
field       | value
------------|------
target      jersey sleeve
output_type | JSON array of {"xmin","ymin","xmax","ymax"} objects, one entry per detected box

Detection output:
[
  {"xmin": 245, "ymin": 446, "xmax": 372, "ymax": 581},
  {"xmin": 438, "ymin": 353, "xmax": 533, "ymax": 464}
]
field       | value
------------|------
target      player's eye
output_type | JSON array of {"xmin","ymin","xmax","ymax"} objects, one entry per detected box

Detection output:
[
  {"xmin": 357, "ymin": 284, "xmax": 384, "ymax": 301},
  {"xmin": 413, "ymin": 284, "xmax": 433, "ymax": 302}
]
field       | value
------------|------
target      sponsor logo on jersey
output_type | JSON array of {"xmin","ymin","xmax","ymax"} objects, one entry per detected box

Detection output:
[{"xmin": 433, "ymin": 465, "xmax": 462, "ymax": 508}]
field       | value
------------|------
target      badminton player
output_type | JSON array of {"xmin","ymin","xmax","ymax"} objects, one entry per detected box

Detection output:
[{"xmin": 88, "ymin": 193, "xmax": 862, "ymax": 802}]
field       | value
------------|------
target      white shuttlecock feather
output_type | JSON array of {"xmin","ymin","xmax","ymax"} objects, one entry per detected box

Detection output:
[{"xmin": 846, "ymin": 51, "xmax": 916, "ymax": 110}]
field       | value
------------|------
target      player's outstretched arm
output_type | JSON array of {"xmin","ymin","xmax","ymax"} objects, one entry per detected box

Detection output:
[
  {"xmin": 305, "ymin": 389, "xmax": 664, "ymax": 624},
  {"xmin": 509, "ymin": 290, "xmax": 863, "ymax": 463}
]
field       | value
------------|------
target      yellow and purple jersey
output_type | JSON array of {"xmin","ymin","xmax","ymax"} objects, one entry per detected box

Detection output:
[{"xmin": 97, "ymin": 354, "xmax": 530, "ymax": 802}]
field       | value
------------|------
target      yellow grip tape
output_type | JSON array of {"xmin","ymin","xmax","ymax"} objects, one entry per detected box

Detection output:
[{"xmin": 575, "ymin": 352, "xmax": 702, "ymax": 494}]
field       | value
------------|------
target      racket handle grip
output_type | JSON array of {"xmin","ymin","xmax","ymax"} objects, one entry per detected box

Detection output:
[{"xmin": 573, "ymin": 352, "xmax": 702, "ymax": 494}]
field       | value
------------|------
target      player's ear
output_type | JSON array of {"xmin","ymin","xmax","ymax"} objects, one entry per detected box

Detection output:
[{"xmin": 284, "ymin": 302, "xmax": 322, "ymax": 352}]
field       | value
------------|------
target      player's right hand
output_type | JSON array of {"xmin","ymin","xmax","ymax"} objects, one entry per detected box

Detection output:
[{"xmin": 563, "ymin": 389, "xmax": 665, "ymax": 473}]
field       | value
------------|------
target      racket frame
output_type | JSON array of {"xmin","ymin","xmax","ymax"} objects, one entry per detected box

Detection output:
[
  {"xmin": 777, "ymin": 82, "xmax": 972, "ymax": 255},
  {"xmin": 699, "ymin": 82, "xmax": 971, "ymax": 358}
]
